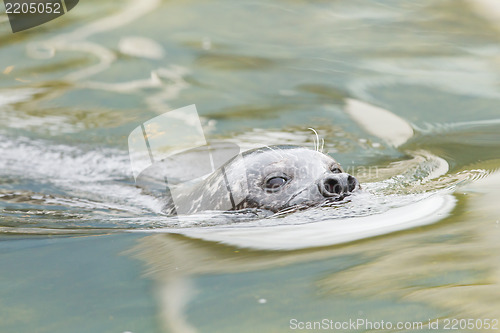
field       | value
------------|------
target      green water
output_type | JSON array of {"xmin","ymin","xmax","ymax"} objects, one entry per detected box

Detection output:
[{"xmin": 1, "ymin": 0, "xmax": 500, "ymax": 332}]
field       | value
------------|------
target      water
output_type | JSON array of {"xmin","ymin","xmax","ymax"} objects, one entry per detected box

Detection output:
[{"xmin": 1, "ymin": 0, "xmax": 500, "ymax": 332}]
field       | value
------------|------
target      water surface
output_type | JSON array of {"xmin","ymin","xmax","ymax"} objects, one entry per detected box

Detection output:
[{"xmin": 1, "ymin": 0, "xmax": 500, "ymax": 332}]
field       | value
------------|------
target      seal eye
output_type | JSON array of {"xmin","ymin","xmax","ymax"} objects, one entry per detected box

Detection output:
[
  {"xmin": 265, "ymin": 177, "xmax": 287, "ymax": 191},
  {"xmin": 331, "ymin": 166, "xmax": 342, "ymax": 174}
]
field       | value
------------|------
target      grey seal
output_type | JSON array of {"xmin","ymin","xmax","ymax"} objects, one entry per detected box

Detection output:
[{"xmin": 162, "ymin": 145, "xmax": 360, "ymax": 215}]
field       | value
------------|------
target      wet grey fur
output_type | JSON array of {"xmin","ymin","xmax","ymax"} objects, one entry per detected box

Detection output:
[{"xmin": 162, "ymin": 145, "xmax": 360, "ymax": 215}]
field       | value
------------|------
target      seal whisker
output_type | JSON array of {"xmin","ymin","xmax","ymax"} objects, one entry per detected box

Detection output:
[
  {"xmin": 262, "ymin": 144, "xmax": 285, "ymax": 159},
  {"xmin": 320, "ymin": 138, "xmax": 325, "ymax": 153},
  {"xmin": 283, "ymin": 186, "xmax": 311, "ymax": 208},
  {"xmin": 272, "ymin": 204, "xmax": 305, "ymax": 217},
  {"xmin": 308, "ymin": 128, "xmax": 320, "ymax": 152},
  {"xmin": 272, "ymin": 208, "xmax": 294, "ymax": 217}
]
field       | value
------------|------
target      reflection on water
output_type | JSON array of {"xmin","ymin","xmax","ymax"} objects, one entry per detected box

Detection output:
[{"xmin": 1, "ymin": 0, "xmax": 500, "ymax": 332}]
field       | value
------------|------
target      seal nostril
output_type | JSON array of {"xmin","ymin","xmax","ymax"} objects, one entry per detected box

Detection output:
[
  {"xmin": 347, "ymin": 175, "xmax": 357, "ymax": 192},
  {"xmin": 324, "ymin": 178, "xmax": 342, "ymax": 195}
]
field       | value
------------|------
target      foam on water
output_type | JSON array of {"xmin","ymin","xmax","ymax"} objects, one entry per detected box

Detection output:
[{"xmin": 0, "ymin": 134, "xmax": 164, "ymax": 224}]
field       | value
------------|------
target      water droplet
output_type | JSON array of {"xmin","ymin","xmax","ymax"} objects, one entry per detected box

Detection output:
[{"xmin": 258, "ymin": 298, "xmax": 267, "ymax": 304}]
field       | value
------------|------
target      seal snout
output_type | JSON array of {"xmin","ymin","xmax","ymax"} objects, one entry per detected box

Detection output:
[{"xmin": 319, "ymin": 174, "xmax": 358, "ymax": 198}]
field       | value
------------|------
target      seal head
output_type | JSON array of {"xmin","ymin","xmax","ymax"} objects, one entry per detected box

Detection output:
[
  {"xmin": 163, "ymin": 145, "xmax": 360, "ymax": 215},
  {"xmin": 232, "ymin": 145, "xmax": 360, "ymax": 212}
]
